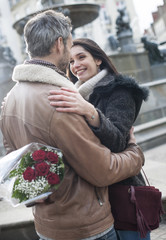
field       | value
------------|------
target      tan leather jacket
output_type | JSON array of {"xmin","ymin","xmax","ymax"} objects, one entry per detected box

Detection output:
[{"xmin": 0, "ymin": 64, "xmax": 144, "ymax": 240}]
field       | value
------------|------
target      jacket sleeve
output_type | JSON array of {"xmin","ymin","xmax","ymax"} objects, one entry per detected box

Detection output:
[
  {"xmin": 2, "ymin": 137, "xmax": 13, "ymax": 154},
  {"xmin": 0, "ymin": 100, "xmax": 13, "ymax": 154},
  {"xmin": 50, "ymin": 111, "xmax": 144, "ymax": 187},
  {"xmin": 89, "ymin": 88, "xmax": 137, "ymax": 152}
]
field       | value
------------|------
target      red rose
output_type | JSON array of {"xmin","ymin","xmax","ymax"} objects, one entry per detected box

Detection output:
[
  {"xmin": 35, "ymin": 162, "xmax": 50, "ymax": 176},
  {"xmin": 46, "ymin": 152, "xmax": 59, "ymax": 163},
  {"xmin": 23, "ymin": 167, "xmax": 36, "ymax": 182},
  {"xmin": 32, "ymin": 149, "xmax": 46, "ymax": 161},
  {"xmin": 47, "ymin": 173, "xmax": 60, "ymax": 185}
]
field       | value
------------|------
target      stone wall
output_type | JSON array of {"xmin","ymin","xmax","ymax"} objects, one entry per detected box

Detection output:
[
  {"xmin": 110, "ymin": 51, "xmax": 152, "ymax": 83},
  {"xmin": 110, "ymin": 51, "xmax": 166, "ymax": 83},
  {"xmin": 135, "ymin": 79, "xmax": 166, "ymax": 125}
]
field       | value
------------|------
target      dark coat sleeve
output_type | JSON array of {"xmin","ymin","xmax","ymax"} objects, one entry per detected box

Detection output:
[{"xmin": 89, "ymin": 87, "xmax": 137, "ymax": 153}]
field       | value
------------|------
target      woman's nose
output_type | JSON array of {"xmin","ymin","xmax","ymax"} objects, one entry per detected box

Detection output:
[{"xmin": 73, "ymin": 60, "xmax": 80, "ymax": 68}]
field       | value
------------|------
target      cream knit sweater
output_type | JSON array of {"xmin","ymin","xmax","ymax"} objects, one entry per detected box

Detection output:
[{"xmin": 75, "ymin": 69, "xmax": 108, "ymax": 100}]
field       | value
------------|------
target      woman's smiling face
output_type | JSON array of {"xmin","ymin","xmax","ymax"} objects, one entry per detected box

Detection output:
[{"xmin": 69, "ymin": 45, "xmax": 102, "ymax": 82}]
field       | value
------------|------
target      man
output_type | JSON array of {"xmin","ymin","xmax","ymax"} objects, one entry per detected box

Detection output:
[{"xmin": 0, "ymin": 10, "xmax": 144, "ymax": 240}]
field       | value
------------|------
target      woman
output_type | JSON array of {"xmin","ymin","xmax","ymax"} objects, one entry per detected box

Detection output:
[{"xmin": 48, "ymin": 38, "xmax": 150, "ymax": 240}]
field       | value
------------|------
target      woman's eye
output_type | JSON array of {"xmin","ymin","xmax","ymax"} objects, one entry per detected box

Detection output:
[
  {"xmin": 79, "ymin": 55, "xmax": 85, "ymax": 59},
  {"xmin": 70, "ymin": 60, "xmax": 74, "ymax": 64}
]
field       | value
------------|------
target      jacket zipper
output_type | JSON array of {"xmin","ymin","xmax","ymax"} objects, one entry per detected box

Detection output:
[{"xmin": 95, "ymin": 187, "xmax": 103, "ymax": 206}]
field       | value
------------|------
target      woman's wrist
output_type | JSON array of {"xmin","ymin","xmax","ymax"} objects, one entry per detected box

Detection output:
[
  {"xmin": 84, "ymin": 105, "xmax": 100, "ymax": 127},
  {"xmin": 84, "ymin": 105, "xmax": 96, "ymax": 121}
]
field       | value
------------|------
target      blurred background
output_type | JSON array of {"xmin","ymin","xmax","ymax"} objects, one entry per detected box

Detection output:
[{"xmin": 0, "ymin": 1, "xmax": 166, "ymax": 240}]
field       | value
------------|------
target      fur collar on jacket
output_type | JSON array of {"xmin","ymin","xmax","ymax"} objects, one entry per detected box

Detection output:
[
  {"xmin": 12, "ymin": 63, "xmax": 77, "ymax": 90},
  {"xmin": 89, "ymin": 73, "xmax": 149, "ymax": 122},
  {"xmin": 93, "ymin": 73, "xmax": 149, "ymax": 101}
]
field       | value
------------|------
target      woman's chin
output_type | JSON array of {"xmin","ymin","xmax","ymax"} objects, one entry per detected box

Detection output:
[{"xmin": 79, "ymin": 77, "xmax": 88, "ymax": 83}]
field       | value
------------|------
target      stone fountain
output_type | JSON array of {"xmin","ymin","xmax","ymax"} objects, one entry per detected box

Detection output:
[{"xmin": 13, "ymin": 2, "xmax": 100, "ymax": 35}]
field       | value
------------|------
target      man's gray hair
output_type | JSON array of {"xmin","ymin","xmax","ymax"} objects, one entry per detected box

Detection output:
[{"xmin": 24, "ymin": 10, "xmax": 72, "ymax": 58}]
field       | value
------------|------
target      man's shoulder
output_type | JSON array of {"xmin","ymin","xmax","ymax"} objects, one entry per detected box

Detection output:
[{"xmin": 12, "ymin": 64, "xmax": 76, "ymax": 90}]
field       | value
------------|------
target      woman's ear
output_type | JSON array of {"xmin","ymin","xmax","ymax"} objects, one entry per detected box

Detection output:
[{"xmin": 96, "ymin": 59, "xmax": 102, "ymax": 66}]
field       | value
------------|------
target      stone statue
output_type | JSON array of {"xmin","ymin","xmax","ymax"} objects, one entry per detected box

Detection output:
[
  {"xmin": 141, "ymin": 37, "xmax": 166, "ymax": 65},
  {"xmin": 108, "ymin": 35, "xmax": 119, "ymax": 51},
  {"xmin": 116, "ymin": 5, "xmax": 132, "ymax": 35},
  {"xmin": 115, "ymin": 3, "xmax": 136, "ymax": 53}
]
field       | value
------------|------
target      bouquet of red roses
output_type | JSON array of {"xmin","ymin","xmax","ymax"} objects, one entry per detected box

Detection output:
[{"xmin": 0, "ymin": 142, "xmax": 64, "ymax": 207}]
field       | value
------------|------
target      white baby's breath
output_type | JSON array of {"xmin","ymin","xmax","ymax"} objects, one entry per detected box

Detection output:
[{"xmin": 14, "ymin": 175, "xmax": 49, "ymax": 199}]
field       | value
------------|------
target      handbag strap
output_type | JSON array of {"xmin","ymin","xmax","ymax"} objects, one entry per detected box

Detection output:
[{"xmin": 141, "ymin": 168, "xmax": 150, "ymax": 186}]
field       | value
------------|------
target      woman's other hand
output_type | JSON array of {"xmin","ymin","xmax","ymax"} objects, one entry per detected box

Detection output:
[
  {"xmin": 48, "ymin": 87, "xmax": 89, "ymax": 115},
  {"xmin": 128, "ymin": 126, "xmax": 137, "ymax": 144}
]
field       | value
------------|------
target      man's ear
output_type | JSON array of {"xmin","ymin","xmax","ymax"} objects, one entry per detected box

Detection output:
[{"xmin": 56, "ymin": 37, "xmax": 64, "ymax": 53}]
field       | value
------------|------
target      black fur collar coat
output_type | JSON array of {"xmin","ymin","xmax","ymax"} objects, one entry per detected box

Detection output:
[{"xmin": 88, "ymin": 73, "xmax": 149, "ymax": 186}]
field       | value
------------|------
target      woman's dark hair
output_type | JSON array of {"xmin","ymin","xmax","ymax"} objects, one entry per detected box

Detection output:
[{"xmin": 67, "ymin": 38, "xmax": 118, "ymax": 83}]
